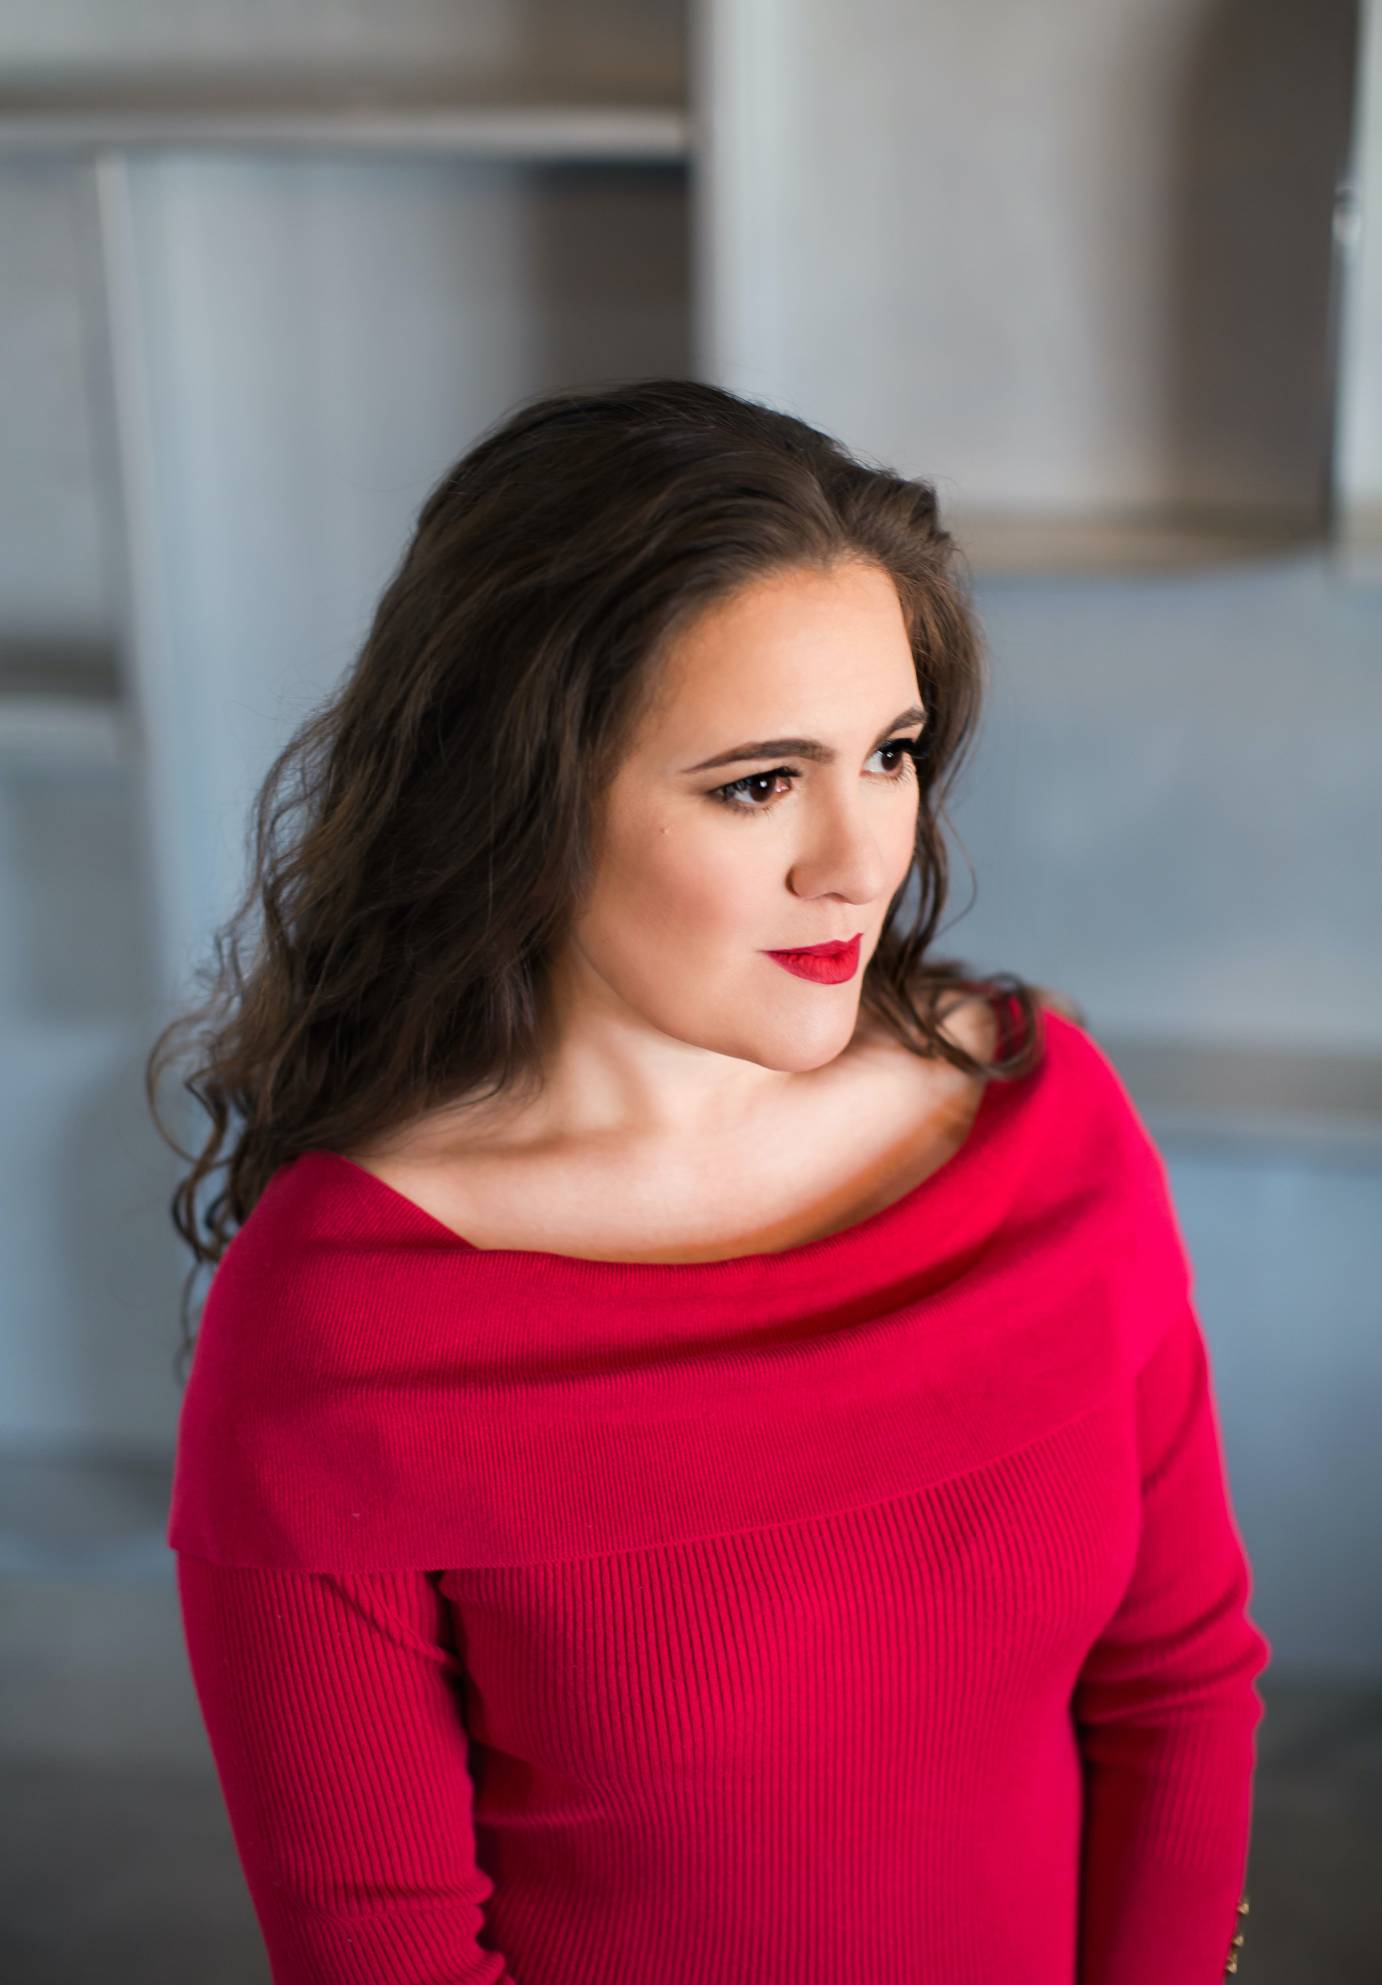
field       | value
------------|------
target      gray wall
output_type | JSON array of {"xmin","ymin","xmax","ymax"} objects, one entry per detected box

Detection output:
[{"xmin": 956, "ymin": 555, "xmax": 1382, "ymax": 1682}]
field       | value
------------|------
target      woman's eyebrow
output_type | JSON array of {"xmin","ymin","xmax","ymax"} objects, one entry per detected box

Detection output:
[{"xmin": 680, "ymin": 704, "xmax": 926, "ymax": 774}]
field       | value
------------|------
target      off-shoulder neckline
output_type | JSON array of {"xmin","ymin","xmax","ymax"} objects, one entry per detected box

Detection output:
[{"xmin": 301, "ymin": 994, "xmax": 1061, "ymax": 1280}]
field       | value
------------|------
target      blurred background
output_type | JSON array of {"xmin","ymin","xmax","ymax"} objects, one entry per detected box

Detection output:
[{"xmin": 1, "ymin": 2, "xmax": 1379, "ymax": 1979}]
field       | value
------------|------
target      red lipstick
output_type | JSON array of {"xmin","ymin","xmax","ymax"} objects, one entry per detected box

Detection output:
[{"xmin": 763, "ymin": 932, "xmax": 862, "ymax": 984}]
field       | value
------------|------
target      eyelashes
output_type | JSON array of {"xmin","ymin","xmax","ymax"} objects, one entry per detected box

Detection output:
[{"xmin": 706, "ymin": 737, "xmax": 925, "ymax": 819}]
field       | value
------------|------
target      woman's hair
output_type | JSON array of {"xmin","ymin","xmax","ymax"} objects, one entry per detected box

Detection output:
[{"xmin": 147, "ymin": 375, "xmax": 1068, "ymax": 1377}]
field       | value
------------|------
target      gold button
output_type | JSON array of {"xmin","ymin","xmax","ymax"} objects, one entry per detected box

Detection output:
[{"xmin": 1224, "ymin": 1895, "xmax": 1251, "ymax": 1975}]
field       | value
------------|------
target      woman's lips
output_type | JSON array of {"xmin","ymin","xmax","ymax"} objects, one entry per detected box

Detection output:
[{"xmin": 763, "ymin": 932, "xmax": 862, "ymax": 984}]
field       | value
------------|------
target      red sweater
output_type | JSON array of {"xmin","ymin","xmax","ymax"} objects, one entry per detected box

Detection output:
[{"xmin": 167, "ymin": 1001, "xmax": 1269, "ymax": 1984}]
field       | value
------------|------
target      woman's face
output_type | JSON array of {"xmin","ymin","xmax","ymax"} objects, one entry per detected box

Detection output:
[{"xmin": 564, "ymin": 558, "xmax": 926, "ymax": 1080}]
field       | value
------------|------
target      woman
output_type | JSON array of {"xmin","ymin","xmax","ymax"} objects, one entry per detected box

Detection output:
[{"xmin": 152, "ymin": 377, "xmax": 1267, "ymax": 1984}]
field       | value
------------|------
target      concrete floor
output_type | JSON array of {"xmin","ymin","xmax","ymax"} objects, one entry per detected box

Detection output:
[{"xmin": 2, "ymin": 1448, "xmax": 1378, "ymax": 1983}]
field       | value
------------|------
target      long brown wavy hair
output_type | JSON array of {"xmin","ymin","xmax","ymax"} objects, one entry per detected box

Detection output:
[{"xmin": 147, "ymin": 375, "xmax": 1074, "ymax": 1380}]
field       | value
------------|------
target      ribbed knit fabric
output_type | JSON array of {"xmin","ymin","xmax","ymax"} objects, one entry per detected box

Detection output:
[{"xmin": 167, "ymin": 1000, "xmax": 1270, "ymax": 1984}]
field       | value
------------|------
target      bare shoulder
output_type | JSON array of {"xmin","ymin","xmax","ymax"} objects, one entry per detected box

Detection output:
[
  {"xmin": 332, "ymin": 1113, "xmax": 508, "ymax": 1248},
  {"xmin": 932, "ymin": 985, "xmax": 1002, "ymax": 1062},
  {"xmin": 335, "ymin": 1101, "xmax": 505, "ymax": 1201},
  {"xmin": 933, "ymin": 978, "xmax": 1084, "ymax": 1055}
]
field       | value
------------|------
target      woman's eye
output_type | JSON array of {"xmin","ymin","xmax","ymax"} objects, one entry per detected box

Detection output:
[{"xmin": 708, "ymin": 738, "xmax": 920, "ymax": 816}]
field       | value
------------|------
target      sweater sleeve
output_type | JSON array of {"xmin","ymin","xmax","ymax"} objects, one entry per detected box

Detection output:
[
  {"xmin": 174, "ymin": 1550, "xmax": 519, "ymax": 1984},
  {"xmin": 1072, "ymin": 1297, "xmax": 1269, "ymax": 1984}
]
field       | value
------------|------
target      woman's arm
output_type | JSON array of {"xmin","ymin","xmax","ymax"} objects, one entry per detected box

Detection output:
[
  {"xmin": 1072, "ymin": 1298, "xmax": 1270, "ymax": 1983},
  {"xmin": 175, "ymin": 1552, "xmax": 519, "ymax": 1984}
]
